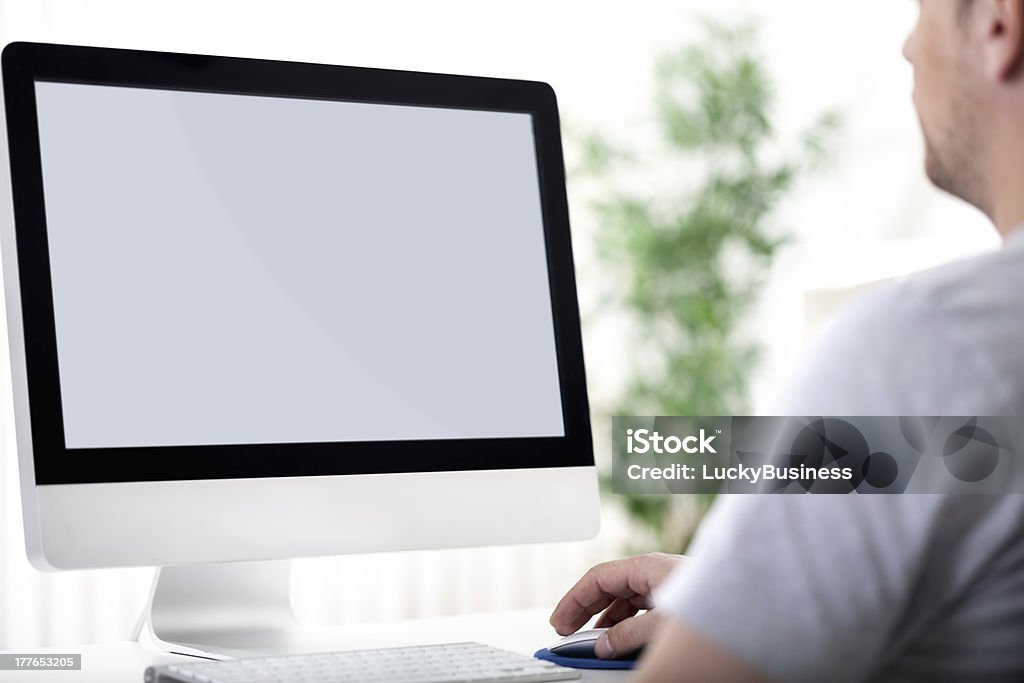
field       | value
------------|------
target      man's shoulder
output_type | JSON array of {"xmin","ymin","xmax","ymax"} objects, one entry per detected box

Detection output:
[
  {"xmin": 851, "ymin": 241, "xmax": 1023, "ymax": 413},
  {"xmin": 833, "ymin": 239, "xmax": 1024, "ymax": 342},
  {"xmin": 896, "ymin": 238, "xmax": 1024, "ymax": 316},
  {"xmin": 780, "ymin": 241, "xmax": 1024, "ymax": 415}
]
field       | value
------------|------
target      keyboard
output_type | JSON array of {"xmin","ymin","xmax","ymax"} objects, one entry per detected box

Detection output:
[{"xmin": 144, "ymin": 642, "xmax": 582, "ymax": 683}]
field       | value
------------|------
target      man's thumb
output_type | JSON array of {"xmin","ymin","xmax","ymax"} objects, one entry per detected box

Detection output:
[{"xmin": 595, "ymin": 612, "xmax": 658, "ymax": 659}]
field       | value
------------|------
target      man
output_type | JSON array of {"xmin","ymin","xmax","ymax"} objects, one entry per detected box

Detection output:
[{"xmin": 550, "ymin": 1, "xmax": 1024, "ymax": 681}]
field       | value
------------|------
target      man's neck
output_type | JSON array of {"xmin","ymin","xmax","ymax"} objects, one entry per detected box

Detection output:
[
  {"xmin": 990, "ymin": 173, "xmax": 1024, "ymax": 239},
  {"xmin": 986, "ymin": 112, "xmax": 1024, "ymax": 238}
]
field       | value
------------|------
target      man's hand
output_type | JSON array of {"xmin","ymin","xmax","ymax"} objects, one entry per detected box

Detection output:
[{"xmin": 549, "ymin": 552, "xmax": 684, "ymax": 659}]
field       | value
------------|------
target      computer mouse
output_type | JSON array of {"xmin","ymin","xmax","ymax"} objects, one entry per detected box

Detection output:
[{"xmin": 548, "ymin": 627, "xmax": 642, "ymax": 660}]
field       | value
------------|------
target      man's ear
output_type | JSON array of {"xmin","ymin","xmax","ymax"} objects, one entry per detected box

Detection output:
[{"xmin": 981, "ymin": 0, "xmax": 1024, "ymax": 82}]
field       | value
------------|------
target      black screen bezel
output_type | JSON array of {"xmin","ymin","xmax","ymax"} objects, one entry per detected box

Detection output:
[{"xmin": 1, "ymin": 41, "xmax": 593, "ymax": 485}]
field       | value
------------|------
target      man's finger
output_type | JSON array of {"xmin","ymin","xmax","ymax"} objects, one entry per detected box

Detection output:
[
  {"xmin": 551, "ymin": 554, "xmax": 677, "ymax": 635},
  {"xmin": 595, "ymin": 610, "xmax": 663, "ymax": 659},
  {"xmin": 594, "ymin": 596, "xmax": 646, "ymax": 629},
  {"xmin": 549, "ymin": 558, "xmax": 648, "ymax": 635}
]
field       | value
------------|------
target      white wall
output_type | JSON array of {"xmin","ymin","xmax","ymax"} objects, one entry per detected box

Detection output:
[{"xmin": 0, "ymin": 0, "xmax": 1000, "ymax": 649}]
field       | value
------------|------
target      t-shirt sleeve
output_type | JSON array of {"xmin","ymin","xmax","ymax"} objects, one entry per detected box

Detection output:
[
  {"xmin": 652, "ymin": 283, "xmax": 1006, "ymax": 682},
  {"xmin": 654, "ymin": 495, "xmax": 947, "ymax": 683}
]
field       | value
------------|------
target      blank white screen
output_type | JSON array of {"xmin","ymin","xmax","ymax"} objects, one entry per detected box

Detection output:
[{"xmin": 34, "ymin": 81, "xmax": 565, "ymax": 448}]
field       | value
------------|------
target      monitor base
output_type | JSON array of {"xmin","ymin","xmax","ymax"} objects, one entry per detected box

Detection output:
[{"xmin": 134, "ymin": 560, "xmax": 391, "ymax": 659}]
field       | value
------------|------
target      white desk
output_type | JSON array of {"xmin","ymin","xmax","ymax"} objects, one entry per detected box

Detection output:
[{"xmin": 0, "ymin": 609, "xmax": 631, "ymax": 682}]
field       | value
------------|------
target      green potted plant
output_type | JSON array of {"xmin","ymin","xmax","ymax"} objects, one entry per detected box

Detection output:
[{"xmin": 583, "ymin": 19, "xmax": 839, "ymax": 553}]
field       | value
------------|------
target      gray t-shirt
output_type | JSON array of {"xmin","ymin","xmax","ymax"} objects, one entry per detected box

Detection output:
[{"xmin": 654, "ymin": 230, "xmax": 1024, "ymax": 682}]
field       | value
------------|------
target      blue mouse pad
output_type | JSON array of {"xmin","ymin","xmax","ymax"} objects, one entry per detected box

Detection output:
[{"xmin": 534, "ymin": 648, "xmax": 636, "ymax": 670}]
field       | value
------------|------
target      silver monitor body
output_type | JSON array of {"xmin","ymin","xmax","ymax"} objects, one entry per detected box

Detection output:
[{"xmin": 1, "ymin": 43, "xmax": 598, "ymax": 655}]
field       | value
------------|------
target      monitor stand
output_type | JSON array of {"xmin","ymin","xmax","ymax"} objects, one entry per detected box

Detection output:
[{"xmin": 133, "ymin": 560, "xmax": 389, "ymax": 659}]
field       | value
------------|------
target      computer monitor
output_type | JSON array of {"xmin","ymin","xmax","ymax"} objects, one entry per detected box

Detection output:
[{"xmin": 0, "ymin": 42, "xmax": 598, "ymax": 655}]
